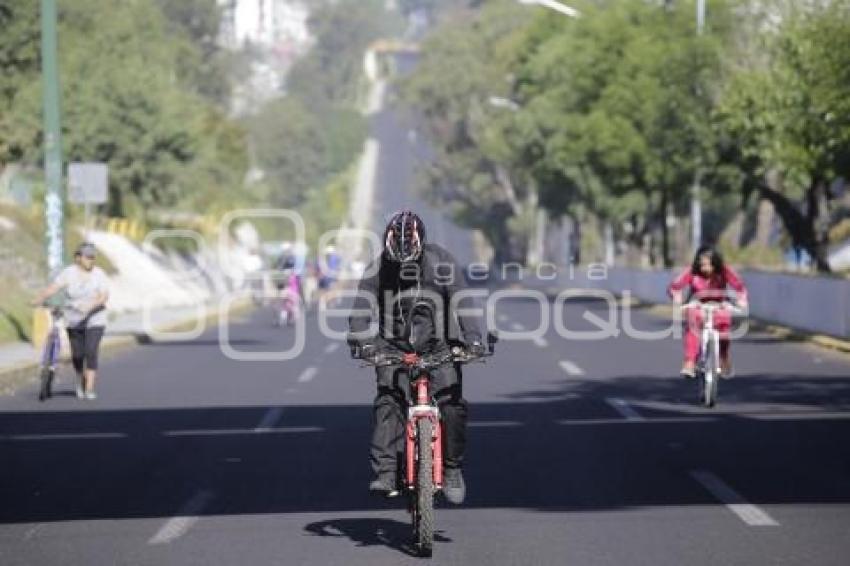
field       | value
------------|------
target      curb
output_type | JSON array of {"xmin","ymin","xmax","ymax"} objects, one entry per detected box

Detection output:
[{"xmin": 0, "ymin": 299, "xmax": 254, "ymax": 396}]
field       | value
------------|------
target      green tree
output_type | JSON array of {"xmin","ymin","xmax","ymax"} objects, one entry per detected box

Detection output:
[
  {"xmin": 0, "ymin": 0, "xmax": 41, "ymax": 166},
  {"xmin": 715, "ymin": 0, "xmax": 850, "ymax": 271},
  {"xmin": 512, "ymin": 0, "xmax": 733, "ymax": 267},
  {"xmin": 248, "ymin": 97, "xmax": 328, "ymax": 208},
  {"xmin": 287, "ymin": 0, "xmax": 398, "ymax": 109},
  {"xmin": 156, "ymin": 0, "xmax": 234, "ymax": 107},
  {"xmin": 402, "ymin": 2, "xmax": 534, "ymax": 263},
  {"xmin": 2, "ymin": 0, "xmax": 249, "ymax": 217}
]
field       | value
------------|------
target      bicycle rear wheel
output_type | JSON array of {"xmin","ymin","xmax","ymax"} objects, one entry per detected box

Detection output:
[{"xmin": 415, "ymin": 418, "xmax": 434, "ymax": 557}]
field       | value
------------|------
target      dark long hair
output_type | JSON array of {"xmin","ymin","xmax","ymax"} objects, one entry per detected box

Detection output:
[{"xmin": 691, "ymin": 245, "xmax": 725, "ymax": 277}]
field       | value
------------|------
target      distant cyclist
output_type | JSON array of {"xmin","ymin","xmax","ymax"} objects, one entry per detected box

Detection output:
[
  {"xmin": 668, "ymin": 245, "xmax": 748, "ymax": 379},
  {"xmin": 32, "ymin": 243, "xmax": 109, "ymax": 400}
]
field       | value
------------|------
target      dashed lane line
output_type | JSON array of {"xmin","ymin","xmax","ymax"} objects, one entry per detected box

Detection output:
[
  {"xmin": 148, "ymin": 490, "xmax": 215, "ymax": 545},
  {"xmin": 690, "ymin": 470, "xmax": 780, "ymax": 527},
  {"xmin": 297, "ymin": 366, "xmax": 318, "ymax": 383},
  {"xmin": 605, "ymin": 398, "xmax": 644, "ymax": 421},
  {"xmin": 559, "ymin": 360, "xmax": 585, "ymax": 377},
  {"xmin": 253, "ymin": 407, "xmax": 284, "ymax": 432},
  {"xmin": 324, "ymin": 343, "xmax": 340, "ymax": 354}
]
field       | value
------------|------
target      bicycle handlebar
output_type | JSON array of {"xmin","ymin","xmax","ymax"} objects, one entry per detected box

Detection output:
[
  {"xmin": 358, "ymin": 347, "xmax": 493, "ymax": 370},
  {"xmin": 680, "ymin": 301, "xmax": 746, "ymax": 315}
]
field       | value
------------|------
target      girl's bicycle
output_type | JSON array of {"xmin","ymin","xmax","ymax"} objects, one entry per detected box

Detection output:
[
  {"xmin": 354, "ymin": 334, "xmax": 496, "ymax": 557},
  {"xmin": 681, "ymin": 301, "xmax": 744, "ymax": 408}
]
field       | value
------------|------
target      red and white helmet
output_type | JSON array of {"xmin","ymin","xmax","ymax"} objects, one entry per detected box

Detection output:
[{"xmin": 383, "ymin": 210, "xmax": 426, "ymax": 262}]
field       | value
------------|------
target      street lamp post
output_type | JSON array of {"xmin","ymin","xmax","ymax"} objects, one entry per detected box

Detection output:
[
  {"xmin": 517, "ymin": 0, "xmax": 581, "ymax": 18},
  {"xmin": 692, "ymin": 0, "xmax": 706, "ymax": 253},
  {"xmin": 41, "ymin": 0, "xmax": 65, "ymax": 275}
]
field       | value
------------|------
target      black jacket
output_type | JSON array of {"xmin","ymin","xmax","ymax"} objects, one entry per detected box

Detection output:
[{"xmin": 348, "ymin": 243, "xmax": 481, "ymax": 353}]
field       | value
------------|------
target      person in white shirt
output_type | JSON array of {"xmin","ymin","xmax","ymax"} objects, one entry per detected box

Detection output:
[{"xmin": 33, "ymin": 243, "xmax": 109, "ymax": 400}]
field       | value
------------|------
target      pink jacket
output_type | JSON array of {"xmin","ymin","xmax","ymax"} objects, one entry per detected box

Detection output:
[{"xmin": 668, "ymin": 266, "xmax": 748, "ymax": 303}]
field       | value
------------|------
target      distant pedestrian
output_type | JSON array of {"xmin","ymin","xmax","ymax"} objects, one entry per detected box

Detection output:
[{"xmin": 32, "ymin": 243, "xmax": 109, "ymax": 400}]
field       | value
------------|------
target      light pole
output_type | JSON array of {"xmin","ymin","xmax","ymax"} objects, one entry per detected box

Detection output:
[
  {"xmin": 41, "ymin": 0, "xmax": 65, "ymax": 275},
  {"xmin": 691, "ymin": 0, "xmax": 706, "ymax": 253},
  {"xmin": 517, "ymin": 0, "xmax": 581, "ymax": 18}
]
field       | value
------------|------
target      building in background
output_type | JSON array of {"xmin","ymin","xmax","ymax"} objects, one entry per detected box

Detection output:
[{"xmin": 218, "ymin": 0, "xmax": 313, "ymax": 115}]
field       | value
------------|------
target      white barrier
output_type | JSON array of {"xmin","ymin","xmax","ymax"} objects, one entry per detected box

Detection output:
[{"xmin": 562, "ymin": 267, "xmax": 850, "ymax": 339}]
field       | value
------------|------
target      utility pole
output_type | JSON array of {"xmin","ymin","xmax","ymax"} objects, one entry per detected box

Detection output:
[
  {"xmin": 691, "ymin": 0, "xmax": 706, "ymax": 253},
  {"xmin": 41, "ymin": 0, "xmax": 65, "ymax": 275}
]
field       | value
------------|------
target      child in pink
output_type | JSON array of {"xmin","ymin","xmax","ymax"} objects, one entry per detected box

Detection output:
[{"xmin": 668, "ymin": 246, "xmax": 748, "ymax": 378}]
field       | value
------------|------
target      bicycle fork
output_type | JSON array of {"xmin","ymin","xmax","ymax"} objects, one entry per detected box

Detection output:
[
  {"xmin": 700, "ymin": 309, "xmax": 720, "ymax": 374},
  {"xmin": 405, "ymin": 375, "xmax": 444, "ymax": 490}
]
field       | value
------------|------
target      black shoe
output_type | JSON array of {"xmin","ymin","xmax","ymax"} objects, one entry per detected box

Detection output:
[
  {"xmin": 369, "ymin": 473, "xmax": 399, "ymax": 497},
  {"xmin": 442, "ymin": 467, "xmax": 466, "ymax": 505}
]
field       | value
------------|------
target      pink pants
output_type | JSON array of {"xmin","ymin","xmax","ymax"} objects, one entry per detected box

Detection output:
[{"xmin": 684, "ymin": 306, "xmax": 731, "ymax": 363}]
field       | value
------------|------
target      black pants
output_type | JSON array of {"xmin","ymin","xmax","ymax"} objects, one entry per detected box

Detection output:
[
  {"xmin": 66, "ymin": 326, "xmax": 105, "ymax": 373},
  {"xmin": 371, "ymin": 364, "xmax": 467, "ymax": 477}
]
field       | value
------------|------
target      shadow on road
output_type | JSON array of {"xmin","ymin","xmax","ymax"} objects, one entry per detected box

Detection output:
[
  {"xmin": 304, "ymin": 517, "xmax": 451, "ymax": 556},
  {"xmin": 2, "ymin": 371, "xmax": 850, "ymax": 527}
]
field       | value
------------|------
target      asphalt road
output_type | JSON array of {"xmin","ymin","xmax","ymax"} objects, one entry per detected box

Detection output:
[
  {"xmin": 2, "ymin": 290, "xmax": 850, "ymax": 565},
  {"xmin": 2, "ymin": 67, "xmax": 849, "ymax": 566}
]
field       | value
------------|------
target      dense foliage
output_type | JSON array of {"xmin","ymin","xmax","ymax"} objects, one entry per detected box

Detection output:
[{"xmin": 405, "ymin": 0, "xmax": 850, "ymax": 270}]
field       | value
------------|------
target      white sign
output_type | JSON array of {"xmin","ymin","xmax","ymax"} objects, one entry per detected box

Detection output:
[{"xmin": 68, "ymin": 162, "xmax": 108, "ymax": 204}]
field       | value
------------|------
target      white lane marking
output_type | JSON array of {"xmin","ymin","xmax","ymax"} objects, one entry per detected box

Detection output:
[
  {"xmin": 605, "ymin": 398, "xmax": 644, "ymax": 421},
  {"xmin": 23, "ymin": 524, "xmax": 45, "ymax": 540},
  {"xmin": 533, "ymin": 336, "xmax": 548, "ymax": 348},
  {"xmin": 254, "ymin": 407, "xmax": 284, "ymax": 432},
  {"xmin": 2, "ymin": 433, "xmax": 126, "ymax": 442},
  {"xmin": 558, "ymin": 360, "xmax": 585, "ymax": 376},
  {"xmin": 164, "ymin": 427, "xmax": 323, "ymax": 437},
  {"xmin": 297, "ymin": 366, "xmax": 318, "ymax": 383},
  {"xmin": 690, "ymin": 470, "xmax": 780, "ymax": 527},
  {"xmin": 468, "ymin": 421, "xmax": 523, "ymax": 428},
  {"xmin": 555, "ymin": 417, "xmax": 715, "ymax": 426},
  {"xmin": 510, "ymin": 322, "xmax": 525, "ymax": 332},
  {"xmin": 148, "ymin": 490, "xmax": 215, "ymax": 545},
  {"xmin": 324, "ymin": 343, "xmax": 340, "ymax": 354}
]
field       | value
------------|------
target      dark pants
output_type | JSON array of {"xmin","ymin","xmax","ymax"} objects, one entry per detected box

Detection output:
[
  {"xmin": 371, "ymin": 363, "xmax": 467, "ymax": 477},
  {"xmin": 66, "ymin": 326, "xmax": 105, "ymax": 373}
]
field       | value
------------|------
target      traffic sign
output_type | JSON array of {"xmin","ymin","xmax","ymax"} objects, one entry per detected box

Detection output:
[{"xmin": 68, "ymin": 162, "xmax": 108, "ymax": 204}]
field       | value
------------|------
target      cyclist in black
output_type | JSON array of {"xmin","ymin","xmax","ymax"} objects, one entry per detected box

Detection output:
[{"xmin": 348, "ymin": 210, "xmax": 484, "ymax": 504}]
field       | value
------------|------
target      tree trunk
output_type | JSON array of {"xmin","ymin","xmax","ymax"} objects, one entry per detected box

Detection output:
[
  {"xmin": 720, "ymin": 210, "xmax": 746, "ymax": 249},
  {"xmin": 807, "ymin": 176, "xmax": 832, "ymax": 272},
  {"xmin": 660, "ymin": 189, "xmax": 672, "ymax": 268},
  {"xmin": 753, "ymin": 198, "xmax": 776, "ymax": 248},
  {"xmin": 758, "ymin": 171, "xmax": 831, "ymax": 272}
]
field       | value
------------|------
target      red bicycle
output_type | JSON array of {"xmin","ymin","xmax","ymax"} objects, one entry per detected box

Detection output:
[{"xmin": 355, "ymin": 334, "xmax": 496, "ymax": 557}]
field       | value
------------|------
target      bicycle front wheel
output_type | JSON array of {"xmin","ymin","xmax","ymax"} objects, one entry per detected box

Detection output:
[
  {"xmin": 415, "ymin": 418, "xmax": 434, "ymax": 557},
  {"xmin": 38, "ymin": 367, "xmax": 54, "ymax": 402},
  {"xmin": 702, "ymin": 339, "xmax": 718, "ymax": 408}
]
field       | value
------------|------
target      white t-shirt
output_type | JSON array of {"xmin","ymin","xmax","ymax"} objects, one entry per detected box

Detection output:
[{"xmin": 55, "ymin": 265, "xmax": 110, "ymax": 328}]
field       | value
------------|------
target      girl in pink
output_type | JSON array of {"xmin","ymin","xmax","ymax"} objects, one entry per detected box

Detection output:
[{"xmin": 668, "ymin": 246, "xmax": 748, "ymax": 378}]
